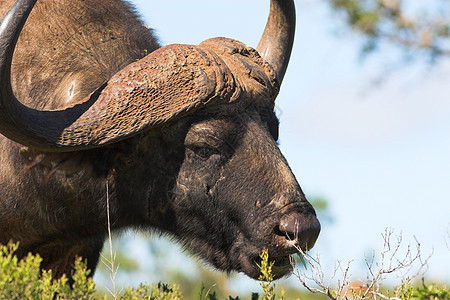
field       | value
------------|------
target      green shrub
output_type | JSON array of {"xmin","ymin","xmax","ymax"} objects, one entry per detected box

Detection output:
[
  {"xmin": 0, "ymin": 241, "xmax": 448, "ymax": 299},
  {"xmin": 410, "ymin": 280, "xmax": 449, "ymax": 300},
  {"xmin": 0, "ymin": 242, "xmax": 185, "ymax": 300},
  {"xmin": 122, "ymin": 282, "xmax": 182, "ymax": 300},
  {"xmin": 0, "ymin": 242, "xmax": 96, "ymax": 299}
]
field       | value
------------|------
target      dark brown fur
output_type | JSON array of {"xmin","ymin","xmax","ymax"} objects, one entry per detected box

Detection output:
[
  {"xmin": 0, "ymin": 0, "xmax": 159, "ymax": 110},
  {"xmin": 0, "ymin": 0, "xmax": 319, "ymax": 280}
]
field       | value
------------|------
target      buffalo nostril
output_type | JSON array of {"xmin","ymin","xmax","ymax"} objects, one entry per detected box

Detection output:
[{"xmin": 278, "ymin": 213, "xmax": 321, "ymax": 251}]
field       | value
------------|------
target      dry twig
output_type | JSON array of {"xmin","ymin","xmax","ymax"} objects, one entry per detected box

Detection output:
[
  {"xmin": 101, "ymin": 181, "xmax": 122, "ymax": 299},
  {"xmin": 292, "ymin": 228, "xmax": 431, "ymax": 300}
]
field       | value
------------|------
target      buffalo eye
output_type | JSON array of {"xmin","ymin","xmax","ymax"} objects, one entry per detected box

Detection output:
[{"xmin": 187, "ymin": 145, "xmax": 221, "ymax": 160}]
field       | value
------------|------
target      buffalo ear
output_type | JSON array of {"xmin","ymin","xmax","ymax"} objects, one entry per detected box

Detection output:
[{"xmin": 20, "ymin": 147, "xmax": 97, "ymax": 177}]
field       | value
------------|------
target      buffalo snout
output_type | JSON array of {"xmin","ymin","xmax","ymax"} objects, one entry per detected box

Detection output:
[
  {"xmin": 252, "ymin": 211, "xmax": 320, "ymax": 280},
  {"xmin": 276, "ymin": 212, "xmax": 321, "ymax": 251}
]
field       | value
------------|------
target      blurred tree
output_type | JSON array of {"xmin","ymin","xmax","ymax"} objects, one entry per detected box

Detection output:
[
  {"xmin": 326, "ymin": 0, "xmax": 450, "ymax": 62},
  {"xmin": 309, "ymin": 197, "xmax": 334, "ymax": 225}
]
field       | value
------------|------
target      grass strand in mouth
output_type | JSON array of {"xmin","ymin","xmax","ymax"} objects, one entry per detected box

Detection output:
[
  {"xmin": 297, "ymin": 253, "xmax": 308, "ymax": 269},
  {"xmin": 296, "ymin": 251, "xmax": 319, "ymax": 270}
]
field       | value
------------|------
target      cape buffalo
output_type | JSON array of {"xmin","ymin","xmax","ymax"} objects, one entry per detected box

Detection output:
[{"xmin": 0, "ymin": 0, "xmax": 320, "ymax": 280}]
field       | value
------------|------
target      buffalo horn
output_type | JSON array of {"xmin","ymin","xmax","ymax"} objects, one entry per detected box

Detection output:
[
  {"xmin": 0, "ymin": 0, "xmax": 237, "ymax": 151},
  {"xmin": 257, "ymin": 0, "xmax": 295, "ymax": 85}
]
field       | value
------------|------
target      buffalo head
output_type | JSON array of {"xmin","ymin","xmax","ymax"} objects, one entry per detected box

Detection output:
[{"xmin": 0, "ymin": 0, "xmax": 320, "ymax": 279}]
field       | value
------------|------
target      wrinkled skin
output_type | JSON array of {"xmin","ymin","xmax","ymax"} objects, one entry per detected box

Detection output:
[{"xmin": 0, "ymin": 0, "xmax": 319, "ymax": 280}]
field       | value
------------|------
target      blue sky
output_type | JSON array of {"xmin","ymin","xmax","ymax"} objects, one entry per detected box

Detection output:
[{"xmin": 125, "ymin": 0, "xmax": 450, "ymax": 287}]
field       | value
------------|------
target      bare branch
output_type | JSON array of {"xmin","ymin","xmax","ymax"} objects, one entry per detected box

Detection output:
[{"xmin": 291, "ymin": 228, "xmax": 432, "ymax": 300}]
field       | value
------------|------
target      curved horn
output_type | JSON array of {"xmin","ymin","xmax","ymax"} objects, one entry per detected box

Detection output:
[
  {"xmin": 0, "ymin": 0, "xmax": 237, "ymax": 152},
  {"xmin": 0, "ymin": 0, "xmax": 38, "ymax": 144},
  {"xmin": 257, "ymin": 0, "xmax": 295, "ymax": 85}
]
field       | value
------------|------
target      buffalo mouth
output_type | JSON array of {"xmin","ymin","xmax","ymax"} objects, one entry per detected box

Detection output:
[{"xmin": 251, "ymin": 253, "xmax": 294, "ymax": 280}]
